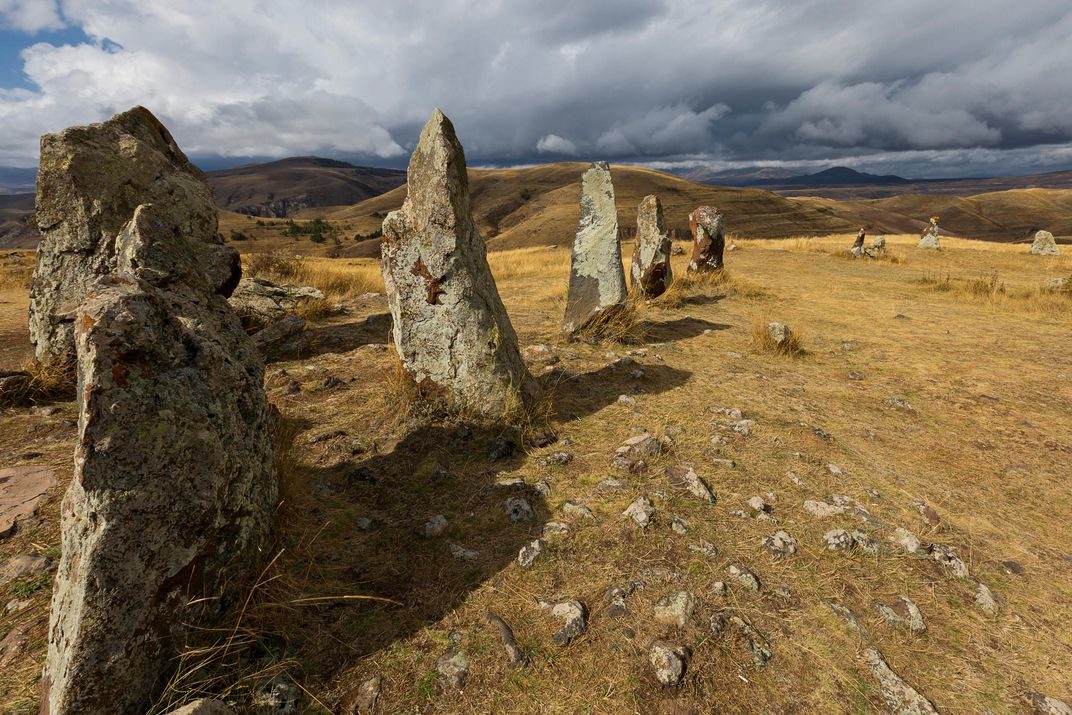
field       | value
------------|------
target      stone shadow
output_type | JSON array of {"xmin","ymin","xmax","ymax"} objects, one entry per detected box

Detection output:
[
  {"xmin": 542, "ymin": 362, "xmax": 692, "ymax": 422},
  {"xmin": 639, "ymin": 316, "xmax": 731, "ymax": 343},
  {"xmin": 252, "ymin": 420, "xmax": 546, "ymax": 709}
]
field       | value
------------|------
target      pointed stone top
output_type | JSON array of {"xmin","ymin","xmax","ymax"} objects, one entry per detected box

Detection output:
[
  {"xmin": 400, "ymin": 108, "xmax": 469, "ymax": 226},
  {"xmin": 588, "ymin": 160, "xmax": 611, "ymax": 172},
  {"xmin": 640, "ymin": 194, "xmax": 662, "ymax": 212},
  {"xmin": 690, "ymin": 205, "xmax": 723, "ymax": 225}
]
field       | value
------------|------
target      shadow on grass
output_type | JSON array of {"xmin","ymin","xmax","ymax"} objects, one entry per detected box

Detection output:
[
  {"xmin": 542, "ymin": 362, "xmax": 692, "ymax": 422},
  {"xmin": 640, "ymin": 316, "xmax": 731, "ymax": 343},
  {"xmin": 303, "ymin": 312, "xmax": 393, "ymax": 356}
]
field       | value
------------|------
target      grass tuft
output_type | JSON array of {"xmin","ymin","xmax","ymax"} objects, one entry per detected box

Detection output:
[{"xmin": 750, "ymin": 315, "xmax": 806, "ymax": 357}]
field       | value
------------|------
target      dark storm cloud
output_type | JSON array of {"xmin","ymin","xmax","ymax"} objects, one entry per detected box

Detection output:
[{"xmin": 1, "ymin": 0, "xmax": 1070, "ymax": 177}]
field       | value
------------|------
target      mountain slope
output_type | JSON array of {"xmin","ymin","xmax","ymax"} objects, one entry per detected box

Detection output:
[
  {"xmin": 0, "ymin": 193, "xmax": 36, "ymax": 249},
  {"xmin": 302, "ymin": 163, "xmax": 859, "ymax": 256},
  {"xmin": 207, "ymin": 157, "xmax": 406, "ymax": 218}
]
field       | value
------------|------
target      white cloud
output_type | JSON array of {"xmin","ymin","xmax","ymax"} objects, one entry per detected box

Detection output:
[
  {"xmin": 0, "ymin": 0, "xmax": 64, "ymax": 32},
  {"xmin": 536, "ymin": 134, "xmax": 578, "ymax": 155}
]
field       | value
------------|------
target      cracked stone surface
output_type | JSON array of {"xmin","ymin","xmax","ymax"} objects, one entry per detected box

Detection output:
[
  {"xmin": 41, "ymin": 107, "xmax": 277, "ymax": 715},
  {"xmin": 381, "ymin": 109, "xmax": 533, "ymax": 418},
  {"xmin": 630, "ymin": 194, "xmax": 672, "ymax": 298},
  {"xmin": 562, "ymin": 162, "xmax": 627, "ymax": 337},
  {"xmin": 29, "ymin": 106, "xmax": 239, "ymax": 363}
]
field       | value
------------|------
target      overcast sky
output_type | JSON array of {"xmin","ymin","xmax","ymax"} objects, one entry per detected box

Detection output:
[{"xmin": 2, "ymin": 0, "xmax": 1071, "ymax": 178}]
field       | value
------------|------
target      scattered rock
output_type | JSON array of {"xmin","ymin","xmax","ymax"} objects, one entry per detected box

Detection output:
[
  {"xmin": 864, "ymin": 647, "xmax": 939, "ymax": 714},
  {"xmin": 536, "ymin": 451, "xmax": 573, "ymax": 467},
  {"xmin": 487, "ymin": 611, "xmax": 528, "ymax": 667},
  {"xmin": 488, "ymin": 437, "xmax": 517, "ymax": 460},
  {"xmin": 543, "ymin": 521, "xmax": 570, "ymax": 538},
  {"xmin": 911, "ymin": 500, "xmax": 941, "ymax": 528},
  {"xmin": 251, "ymin": 676, "xmax": 302, "ymax": 714},
  {"xmin": 350, "ymin": 676, "xmax": 382, "ymax": 714},
  {"xmin": 649, "ymin": 641, "xmax": 689, "ymax": 686},
  {"xmin": 562, "ymin": 162, "xmax": 628, "ymax": 337},
  {"xmin": 166, "ymin": 699, "xmax": 236, "ymax": 715},
  {"xmin": 826, "ymin": 463, "xmax": 844, "ymax": 477},
  {"xmin": 631, "ymin": 194, "xmax": 673, "ymax": 298},
  {"xmin": 503, "ymin": 497, "xmax": 536, "ymax": 523},
  {"xmin": 804, "ymin": 500, "xmax": 846, "ymax": 519},
  {"xmin": 449, "ymin": 543, "xmax": 480, "ymax": 561},
  {"xmin": 622, "ymin": 496, "xmax": 655, "ymax": 528},
  {"xmin": 824, "ymin": 601, "xmax": 861, "ymax": 631},
  {"xmin": 228, "ymin": 277, "xmax": 324, "ymax": 332},
  {"xmin": 561, "ymin": 500, "xmax": 595, "ymax": 520},
  {"xmin": 929, "ymin": 543, "xmax": 970, "ymax": 578},
  {"xmin": 729, "ymin": 615, "xmax": 772, "ymax": 667},
  {"xmin": 381, "ymin": 109, "xmax": 534, "ymax": 417},
  {"xmin": 1031, "ymin": 230, "xmax": 1060, "ymax": 256},
  {"xmin": 613, "ymin": 433, "xmax": 662, "ymax": 471},
  {"xmin": 671, "ymin": 515, "xmax": 689, "ymax": 534},
  {"xmin": 436, "ymin": 649, "xmax": 469, "ymax": 689},
  {"xmin": 918, "ymin": 217, "xmax": 941, "ymax": 249},
  {"xmin": 974, "ymin": 582, "xmax": 998, "ymax": 615},
  {"xmin": 617, "ymin": 394, "xmax": 637, "ymax": 407},
  {"xmin": 517, "ymin": 539, "xmax": 546, "ymax": 569},
  {"xmin": 762, "ymin": 530, "xmax": 797, "ymax": 558},
  {"xmin": 419, "ymin": 514, "xmax": 448, "ymax": 538},
  {"xmin": 687, "ymin": 206, "xmax": 725, "ymax": 274},
  {"xmin": 551, "ymin": 600, "xmax": 588, "ymax": 646},
  {"xmin": 892, "ymin": 527, "xmax": 924, "ymax": 554},
  {"xmin": 1028, "ymin": 692, "xmax": 1072, "ymax": 715},
  {"xmin": 727, "ymin": 563, "xmax": 761, "ymax": 591},
  {"xmin": 824, "ymin": 529, "xmax": 854, "ymax": 551},
  {"xmin": 665, "ymin": 466, "xmax": 716, "ymax": 503},
  {"xmin": 606, "ymin": 582, "xmax": 638, "ymax": 618},
  {"xmin": 850, "ymin": 529, "xmax": 881, "ymax": 554},
  {"xmin": 767, "ymin": 322, "xmax": 792, "ymax": 346},
  {"xmin": 252, "ymin": 315, "xmax": 308, "ymax": 362},
  {"xmin": 877, "ymin": 596, "xmax": 927, "ymax": 633},
  {"xmin": 653, "ymin": 591, "xmax": 698, "ymax": 627},
  {"xmin": 0, "ymin": 466, "xmax": 56, "ymax": 540},
  {"xmin": 0, "ymin": 554, "xmax": 51, "ymax": 588}
]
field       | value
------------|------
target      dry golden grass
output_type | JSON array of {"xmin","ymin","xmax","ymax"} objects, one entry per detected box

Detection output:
[
  {"xmin": 750, "ymin": 315, "xmax": 806, "ymax": 357},
  {"xmin": 4, "ymin": 234, "xmax": 1072, "ymax": 714},
  {"xmin": 243, "ymin": 251, "xmax": 384, "ymax": 300}
]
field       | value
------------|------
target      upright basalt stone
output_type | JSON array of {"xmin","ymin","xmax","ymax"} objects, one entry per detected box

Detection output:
[
  {"xmin": 687, "ymin": 206, "xmax": 725, "ymax": 273},
  {"xmin": 562, "ymin": 162, "xmax": 628, "ymax": 336},
  {"xmin": 41, "ymin": 113, "xmax": 277, "ymax": 715},
  {"xmin": 1031, "ymin": 230, "xmax": 1060, "ymax": 256},
  {"xmin": 630, "ymin": 195, "xmax": 672, "ymax": 298},
  {"xmin": 29, "ymin": 106, "xmax": 240, "ymax": 364},
  {"xmin": 918, "ymin": 217, "xmax": 941, "ymax": 249},
  {"xmin": 381, "ymin": 109, "xmax": 532, "ymax": 417}
]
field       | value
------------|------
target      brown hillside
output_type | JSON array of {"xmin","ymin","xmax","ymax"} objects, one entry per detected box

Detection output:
[
  {"xmin": 0, "ymin": 193, "xmax": 36, "ymax": 249},
  {"xmin": 301, "ymin": 163, "xmax": 858, "ymax": 255},
  {"xmin": 208, "ymin": 157, "xmax": 406, "ymax": 218}
]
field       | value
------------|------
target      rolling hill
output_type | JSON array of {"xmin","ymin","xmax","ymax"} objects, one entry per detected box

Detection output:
[
  {"xmin": 207, "ymin": 157, "xmax": 406, "ymax": 217},
  {"xmin": 300, "ymin": 163, "xmax": 860, "ymax": 256},
  {"xmin": 0, "ymin": 193, "xmax": 36, "ymax": 249}
]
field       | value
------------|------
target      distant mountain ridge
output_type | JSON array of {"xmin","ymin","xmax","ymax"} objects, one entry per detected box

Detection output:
[
  {"xmin": 206, "ymin": 156, "xmax": 406, "ymax": 218},
  {"xmin": 755, "ymin": 166, "xmax": 909, "ymax": 186}
]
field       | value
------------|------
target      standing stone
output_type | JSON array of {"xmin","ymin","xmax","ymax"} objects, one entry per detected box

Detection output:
[
  {"xmin": 29, "ymin": 106, "xmax": 240, "ymax": 364},
  {"xmin": 1031, "ymin": 230, "xmax": 1060, "ymax": 256},
  {"xmin": 687, "ymin": 206, "xmax": 725, "ymax": 273},
  {"xmin": 630, "ymin": 195, "xmax": 672, "ymax": 298},
  {"xmin": 41, "ymin": 110, "xmax": 277, "ymax": 715},
  {"xmin": 918, "ymin": 216, "xmax": 941, "ymax": 249},
  {"xmin": 381, "ymin": 109, "xmax": 532, "ymax": 417},
  {"xmin": 562, "ymin": 162, "xmax": 628, "ymax": 337}
]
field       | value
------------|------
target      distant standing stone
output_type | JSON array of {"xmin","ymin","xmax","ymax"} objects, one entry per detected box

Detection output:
[
  {"xmin": 630, "ymin": 194, "xmax": 673, "ymax": 298},
  {"xmin": 562, "ymin": 162, "xmax": 628, "ymax": 337},
  {"xmin": 381, "ymin": 109, "xmax": 534, "ymax": 418},
  {"xmin": 1031, "ymin": 230, "xmax": 1060, "ymax": 256},
  {"xmin": 687, "ymin": 206, "xmax": 726, "ymax": 273},
  {"xmin": 918, "ymin": 216, "xmax": 941, "ymax": 249}
]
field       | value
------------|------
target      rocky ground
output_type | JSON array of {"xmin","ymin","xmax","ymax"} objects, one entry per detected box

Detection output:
[{"xmin": 2, "ymin": 235, "xmax": 1071, "ymax": 713}]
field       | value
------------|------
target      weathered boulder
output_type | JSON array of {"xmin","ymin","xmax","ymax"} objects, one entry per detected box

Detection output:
[
  {"xmin": 228, "ymin": 277, "xmax": 323, "ymax": 331},
  {"xmin": 918, "ymin": 217, "xmax": 941, "ymax": 249},
  {"xmin": 562, "ymin": 161, "xmax": 628, "ymax": 337},
  {"xmin": 1031, "ymin": 230, "xmax": 1060, "ymax": 256},
  {"xmin": 29, "ymin": 106, "xmax": 240, "ymax": 364},
  {"xmin": 251, "ymin": 314, "xmax": 308, "ymax": 362},
  {"xmin": 687, "ymin": 206, "xmax": 725, "ymax": 273},
  {"xmin": 630, "ymin": 195, "xmax": 672, "ymax": 298},
  {"xmin": 41, "ymin": 112, "xmax": 276, "ymax": 715},
  {"xmin": 381, "ymin": 109, "xmax": 533, "ymax": 417}
]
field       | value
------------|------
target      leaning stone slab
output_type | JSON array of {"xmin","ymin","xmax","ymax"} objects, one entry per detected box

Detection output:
[
  {"xmin": 1031, "ymin": 230, "xmax": 1060, "ymax": 256},
  {"xmin": 630, "ymin": 194, "xmax": 672, "ymax": 298},
  {"xmin": 687, "ymin": 206, "xmax": 725, "ymax": 273},
  {"xmin": 0, "ymin": 466, "xmax": 56, "ymax": 540},
  {"xmin": 41, "ymin": 109, "xmax": 276, "ymax": 715},
  {"xmin": 562, "ymin": 161, "xmax": 628, "ymax": 337},
  {"xmin": 29, "ymin": 106, "xmax": 240, "ymax": 364},
  {"xmin": 381, "ymin": 109, "xmax": 533, "ymax": 417}
]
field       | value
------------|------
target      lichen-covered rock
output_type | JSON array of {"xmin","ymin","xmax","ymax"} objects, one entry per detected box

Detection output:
[
  {"xmin": 649, "ymin": 641, "xmax": 689, "ymax": 686},
  {"xmin": 41, "ymin": 113, "xmax": 276, "ymax": 715},
  {"xmin": 29, "ymin": 106, "xmax": 240, "ymax": 364},
  {"xmin": 228, "ymin": 277, "xmax": 324, "ymax": 332},
  {"xmin": 864, "ymin": 647, "xmax": 939, "ymax": 714},
  {"xmin": 687, "ymin": 206, "xmax": 725, "ymax": 273},
  {"xmin": 630, "ymin": 194, "xmax": 672, "ymax": 298},
  {"xmin": 562, "ymin": 162, "xmax": 628, "ymax": 337},
  {"xmin": 1031, "ymin": 230, "xmax": 1060, "ymax": 256},
  {"xmin": 918, "ymin": 217, "xmax": 941, "ymax": 249},
  {"xmin": 381, "ymin": 109, "xmax": 533, "ymax": 418}
]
